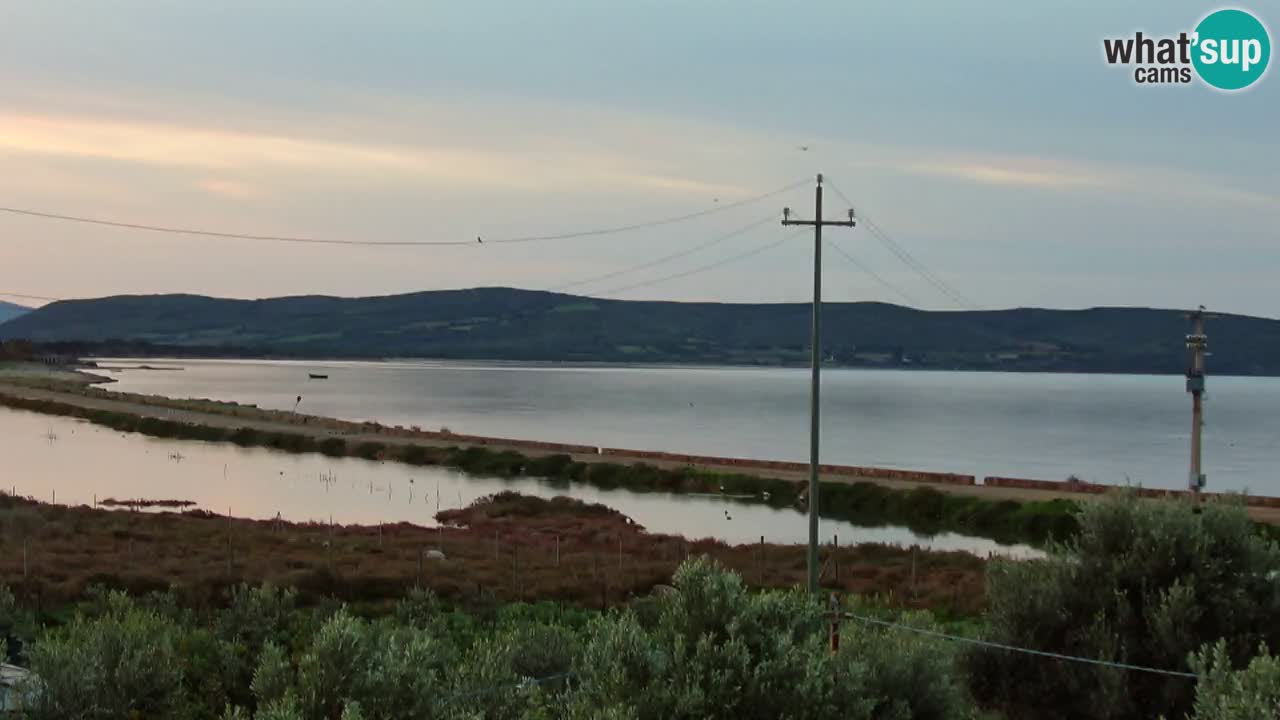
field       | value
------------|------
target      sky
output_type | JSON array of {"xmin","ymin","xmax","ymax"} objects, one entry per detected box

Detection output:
[{"xmin": 0, "ymin": 1, "xmax": 1276, "ymax": 315}]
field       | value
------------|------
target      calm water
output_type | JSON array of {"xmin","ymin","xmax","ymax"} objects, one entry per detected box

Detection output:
[
  {"xmin": 96, "ymin": 359, "xmax": 1280, "ymax": 494},
  {"xmin": 1, "ymin": 406, "xmax": 1034, "ymax": 556}
]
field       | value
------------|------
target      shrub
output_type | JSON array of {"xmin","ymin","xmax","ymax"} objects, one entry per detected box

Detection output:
[
  {"xmin": 24, "ymin": 591, "xmax": 186, "ymax": 719},
  {"xmin": 568, "ymin": 556, "xmax": 974, "ymax": 720},
  {"xmin": 230, "ymin": 428, "xmax": 262, "ymax": 447},
  {"xmin": 969, "ymin": 492, "xmax": 1280, "ymax": 720},
  {"xmin": 1187, "ymin": 640, "xmax": 1280, "ymax": 720},
  {"xmin": 396, "ymin": 444, "xmax": 440, "ymax": 466},
  {"xmin": 352, "ymin": 442, "xmax": 385, "ymax": 461},
  {"xmin": 216, "ymin": 583, "xmax": 298, "ymax": 653}
]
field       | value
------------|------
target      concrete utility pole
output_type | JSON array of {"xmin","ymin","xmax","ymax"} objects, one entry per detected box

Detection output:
[
  {"xmin": 1185, "ymin": 307, "xmax": 1211, "ymax": 501},
  {"xmin": 782, "ymin": 173, "xmax": 855, "ymax": 593}
]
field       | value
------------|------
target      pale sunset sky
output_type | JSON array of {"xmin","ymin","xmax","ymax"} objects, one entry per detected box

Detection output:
[{"xmin": 0, "ymin": 1, "xmax": 1276, "ymax": 314}]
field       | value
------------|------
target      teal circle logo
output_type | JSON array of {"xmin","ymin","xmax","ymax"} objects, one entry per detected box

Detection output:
[{"xmin": 1192, "ymin": 9, "xmax": 1271, "ymax": 90}]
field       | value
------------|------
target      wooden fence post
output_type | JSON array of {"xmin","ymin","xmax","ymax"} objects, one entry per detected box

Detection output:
[
  {"xmin": 758, "ymin": 535, "xmax": 765, "ymax": 586},
  {"xmin": 829, "ymin": 593, "xmax": 841, "ymax": 655},
  {"xmin": 833, "ymin": 533, "xmax": 840, "ymax": 586}
]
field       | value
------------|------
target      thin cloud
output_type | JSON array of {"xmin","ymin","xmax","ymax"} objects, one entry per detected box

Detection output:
[
  {"xmin": 851, "ymin": 148, "xmax": 1280, "ymax": 213},
  {"xmin": 196, "ymin": 178, "xmax": 259, "ymax": 199},
  {"xmin": 0, "ymin": 109, "xmax": 766, "ymax": 201}
]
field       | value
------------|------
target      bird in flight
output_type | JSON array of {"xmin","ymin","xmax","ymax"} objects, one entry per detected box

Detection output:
[
  {"xmin": 476, "ymin": 236, "xmax": 483, "ymax": 244},
  {"xmin": 797, "ymin": 145, "xmax": 811, "ymax": 152}
]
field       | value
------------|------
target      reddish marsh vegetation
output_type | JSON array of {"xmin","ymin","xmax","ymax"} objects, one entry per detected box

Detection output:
[{"xmin": 0, "ymin": 490, "xmax": 987, "ymax": 614}]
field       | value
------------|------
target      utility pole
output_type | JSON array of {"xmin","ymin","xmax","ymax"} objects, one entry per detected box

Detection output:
[
  {"xmin": 1185, "ymin": 306, "xmax": 1211, "ymax": 502},
  {"xmin": 782, "ymin": 173, "xmax": 856, "ymax": 593}
]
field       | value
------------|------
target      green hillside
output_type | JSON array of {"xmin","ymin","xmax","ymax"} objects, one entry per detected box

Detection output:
[
  {"xmin": 0, "ymin": 300, "xmax": 29, "ymax": 325},
  {"xmin": 2, "ymin": 288, "xmax": 1276, "ymax": 374}
]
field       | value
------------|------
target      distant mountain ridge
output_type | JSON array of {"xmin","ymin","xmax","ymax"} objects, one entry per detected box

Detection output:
[
  {"xmin": 0, "ymin": 300, "xmax": 30, "ymax": 325},
  {"xmin": 2, "ymin": 288, "xmax": 1277, "ymax": 375}
]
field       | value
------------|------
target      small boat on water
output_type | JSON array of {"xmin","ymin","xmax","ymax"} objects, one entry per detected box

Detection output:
[{"xmin": 308, "ymin": 373, "xmax": 329, "ymax": 380}]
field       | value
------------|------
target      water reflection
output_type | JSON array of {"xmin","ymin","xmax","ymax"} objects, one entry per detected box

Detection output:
[
  {"xmin": 2, "ymin": 407, "xmax": 1038, "ymax": 558},
  {"xmin": 96, "ymin": 358, "xmax": 1280, "ymax": 494}
]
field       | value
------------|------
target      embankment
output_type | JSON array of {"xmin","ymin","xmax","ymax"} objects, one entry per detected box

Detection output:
[
  {"xmin": 0, "ymin": 386, "xmax": 1077, "ymax": 546},
  {"xmin": 983, "ymin": 476, "xmax": 1280, "ymax": 509},
  {"xmin": 3, "ymin": 377, "xmax": 1278, "ymax": 542}
]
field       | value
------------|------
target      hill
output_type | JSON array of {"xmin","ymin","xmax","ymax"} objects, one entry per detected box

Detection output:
[
  {"xmin": 0, "ymin": 300, "xmax": 30, "ymax": 325},
  {"xmin": 1, "ymin": 288, "xmax": 1277, "ymax": 374}
]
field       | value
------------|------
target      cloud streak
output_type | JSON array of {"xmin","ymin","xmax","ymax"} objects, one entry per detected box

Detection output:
[{"xmin": 0, "ymin": 108, "xmax": 767, "ymax": 202}]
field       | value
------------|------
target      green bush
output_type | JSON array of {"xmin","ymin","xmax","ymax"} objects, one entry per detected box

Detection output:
[
  {"xmin": 396, "ymin": 444, "xmax": 441, "ymax": 466},
  {"xmin": 352, "ymin": 442, "xmax": 386, "ymax": 460},
  {"xmin": 1187, "ymin": 640, "xmax": 1280, "ymax": 720},
  {"xmin": 24, "ymin": 591, "xmax": 187, "ymax": 719},
  {"xmin": 230, "ymin": 428, "xmax": 262, "ymax": 447},
  {"xmin": 567, "ymin": 557, "xmax": 975, "ymax": 720},
  {"xmin": 969, "ymin": 492, "xmax": 1280, "ymax": 720},
  {"xmin": 318, "ymin": 438, "xmax": 347, "ymax": 457},
  {"xmin": 523, "ymin": 453, "xmax": 575, "ymax": 477}
]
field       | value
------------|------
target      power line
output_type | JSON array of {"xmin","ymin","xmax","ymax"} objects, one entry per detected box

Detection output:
[
  {"xmin": 0, "ymin": 206, "xmax": 471, "ymax": 247},
  {"xmin": 547, "ymin": 216, "xmax": 775, "ymax": 293},
  {"xmin": 825, "ymin": 239, "xmax": 919, "ymax": 307},
  {"xmin": 592, "ymin": 230, "xmax": 801, "ymax": 297},
  {"xmin": 823, "ymin": 180, "xmax": 980, "ymax": 310},
  {"xmin": 862, "ymin": 219, "xmax": 980, "ymax": 310},
  {"xmin": 0, "ymin": 179, "xmax": 808, "ymax": 248},
  {"xmin": 0, "ymin": 291, "xmax": 62, "ymax": 302},
  {"xmin": 488, "ymin": 179, "xmax": 808, "ymax": 244},
  {"xmin": 841, "ymin": 612, "xmax": 1198, "ymax": 679}
]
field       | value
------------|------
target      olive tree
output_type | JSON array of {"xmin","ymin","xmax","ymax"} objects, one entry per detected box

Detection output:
[
  {"xmin": 970, "ymin": 493, "xmax": 1280, "ymax": 720},
  {"xmin": 24, "ymin": 591, "xmax": 186, "ymax": 719},
  {"xmin": 568, "ymin": 556, "xmax": 975, "ymax": 720},
  {"xmin": 1184, "ymin": 640, "xmax": 1280, "ymax": 719}
]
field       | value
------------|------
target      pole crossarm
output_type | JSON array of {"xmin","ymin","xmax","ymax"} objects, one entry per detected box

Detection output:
[{"xmin": 781, "ymin": 219, "xmax": 857, "ymax": 227}]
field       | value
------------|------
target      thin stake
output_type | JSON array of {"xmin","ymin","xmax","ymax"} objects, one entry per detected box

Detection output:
[
  {"xmin": 833, "ymin": 533, "xmax": 839, "ymax": 585},
  {"xmin": 226, "ymin": 506, "xmax": 234, "ymax": 578},
  {"xmin": 911, "ymin": 546, "xmax": 918, "ymax": 598},
  {"xmin": 758, "ymin": 535, "xmax": 765, "ymax": 585},
  {"xmin": 829, "ymin": 593, "xmax": 841, "ymax": 655}
]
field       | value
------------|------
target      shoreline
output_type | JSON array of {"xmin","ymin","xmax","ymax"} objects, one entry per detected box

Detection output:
[
  {"xmin": 2, "ymin": 373, "xmax": 1278, "ymax": 535},
  {"xmin": 0, "ymin": 378, "xmax": 1082, "ymax": 546},
  {"xmin": 89, "ymin": 354, "xmax": 1280, "ymax": 380},
  {"xmin": 5, "ymin": 366, "xmax": 1274, "ymax": 512}
]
